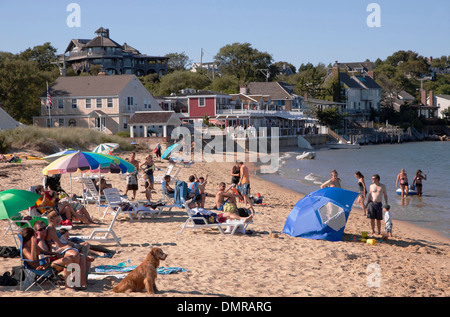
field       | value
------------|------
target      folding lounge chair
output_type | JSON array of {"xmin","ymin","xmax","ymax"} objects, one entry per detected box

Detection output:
[
  {"xmin": 79, "ymin": 177, "xmax": 106, "ymax": 205},
  {"xmin": 70, "ymin": 205, "xmax": 122, "ymax": 246},
  {"xmin": 17, "ymin": 234, "xmax": 61, "ymax": 291},
  {"xmin": 102, "ymin": 188, "xmax": 161, "ymax": 220},
  {"xmin": 161, "ymin": 180, "xmax": 175, "ymax": 205},
  {"xmin": 178, "ymin": 198, "xmax": 250, "ymax": 235},
  {"xmin": 154, "ymin": 165, "xmax": 174, "ymax": 184}
]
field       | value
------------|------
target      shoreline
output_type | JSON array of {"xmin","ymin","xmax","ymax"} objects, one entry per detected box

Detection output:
[
  {"xmin": 249, "ymin": 159, "xmax": 450, "ymax": 244},
  {"xmin": 0, "ymin": 149, "xmax": 449, "ymax": 297}
]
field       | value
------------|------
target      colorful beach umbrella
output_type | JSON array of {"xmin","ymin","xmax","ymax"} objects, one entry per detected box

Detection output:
[
  {"xmin": 92, "ymin": 143, "xmax": 120, "ymax": 155},
  {"xmin": 162, "ymin": 143, "xmax": 181, "ymax": 160},
  {"xmin": 41, "ymin": 148, "xmax": 77, "ymax": 163},
  {"xmin": 0, "ymin": 189, "xmax": 41, "ymax": 220},
  {"xmin": 90, "ymin": 153, "xmax": 136, "ymax": 174},
  {"xmin": 42, "ymin": 151, "xmax": 121, "ymax": 175}
]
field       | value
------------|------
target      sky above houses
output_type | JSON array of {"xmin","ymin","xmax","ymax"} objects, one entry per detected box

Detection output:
[{"xmin": 1, "ymin": 0, "xmax": 449, "ymax": 68}]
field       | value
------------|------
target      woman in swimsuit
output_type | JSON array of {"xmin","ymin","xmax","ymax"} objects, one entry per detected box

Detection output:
[
  {"xmin": 140, "ymin": 155, "xmax": 155, "ymax": 191},
  {"xmin": 355, "ymin": 171, "xmax": 367, "ymax": 215},
  {"xmin": 413, "ymin": 169, "xmax": 427, "ymax": 197},
  {"xmin": 396, "ymin": 169, "xmax": 409, "ymax": 197},
  {"xmin": 321, "ymin": 170, "xmax": 341, "ymax": 189}
]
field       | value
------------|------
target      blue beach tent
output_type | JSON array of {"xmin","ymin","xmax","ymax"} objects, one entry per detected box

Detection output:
[{"xmin": 283, "ymin": 187, "xmax": 359, "ymax": 241}]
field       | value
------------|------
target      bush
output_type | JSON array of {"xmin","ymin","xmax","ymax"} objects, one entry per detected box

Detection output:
[{"xmin": 0, "ymin": 126, "xmax": 134, "ymax": 154}]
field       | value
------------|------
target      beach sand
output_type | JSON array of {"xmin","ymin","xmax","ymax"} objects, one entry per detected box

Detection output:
[{"xmin": 0, "ymin": 148, "xmax": 449, "ymax": 298}]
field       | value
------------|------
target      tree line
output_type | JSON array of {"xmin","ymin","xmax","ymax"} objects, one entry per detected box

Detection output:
[{"xmin": 1, "ymin": 42, "xmax": 449, "ymax": 125}]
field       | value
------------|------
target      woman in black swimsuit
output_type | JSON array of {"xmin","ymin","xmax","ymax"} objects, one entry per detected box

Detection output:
[
  {"xmin": 413, "ymin": 169, "xmax": 427, "ymax": 197},
  {"xmin": 355, "ymin": 171, "xmax": 367, "ymax": 215}
]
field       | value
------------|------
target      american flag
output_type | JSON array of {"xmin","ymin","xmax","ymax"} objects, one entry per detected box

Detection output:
[{"xmin": 46, "ymin": 89, "xmax": 52, "ymax": 109}]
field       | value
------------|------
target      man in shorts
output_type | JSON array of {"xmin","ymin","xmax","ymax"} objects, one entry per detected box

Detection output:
[
  {"xmin": 237, "ymin": 161, "xmax": 253, "ymax": 208},
  {"xmin": 366, "ymin": 174, "xmax": 388, "ymax": 236}
]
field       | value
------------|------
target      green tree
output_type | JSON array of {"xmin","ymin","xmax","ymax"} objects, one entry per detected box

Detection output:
[
  {"xmin": 315, "ymin": 106, "xmax": 344, "ymax": 129},
  {"xmin": 214, "ymin": 43, "xmax": 274, "ymax": 82},
  {"xmin": 165, "ymin": 52, "xmax": 191, "ymax": 72},
  {"xmin": 156, "ymin": 70, "xmax": 211, "ymax": 95},
  {"xmin": 0, "ymin": 53, "xmax": 58, "ymax": 124},
  {"xmin": 19, "ymin": 42, "xmax": 58, "ymax": 72}
]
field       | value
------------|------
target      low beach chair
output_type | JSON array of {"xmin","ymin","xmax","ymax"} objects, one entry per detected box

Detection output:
[
  {"xmin": 154, "ymin": 165, "xmax": 174, "ymax": 184},
  {"xmin": 70, "ymin": 205, "xmax": 122, "ymax": 246},
  {"xmin": 79, "ymin": 177, "xmax": 106, "ymax": 205},
  {"xmin": 178, "ymin": 198, "xmax": 251, "ymax": 235},
  {"xmin": 17, "ymin": 234, "xmax": 61, "ymax": 291}
]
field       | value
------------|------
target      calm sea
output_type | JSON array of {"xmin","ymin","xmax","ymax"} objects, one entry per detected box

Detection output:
[{"xmin": 257, "ymin": 141, "xmax": 450, "ymax": 238}]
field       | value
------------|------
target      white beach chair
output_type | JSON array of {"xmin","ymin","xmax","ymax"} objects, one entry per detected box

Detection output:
[
  {"xmin": 178, "ymin": 198, "xmax": 251, "ymax": 235},
  {"xmin": 102, "ymin": 188, "xmax": 160, "ymax": 220},
  {"xmin": 70, "ymin": 206, "xmax": 122, "ymax": 246},
  {"xmin": 153, "ymin": 165, "xmax": 174, "ymax": 184},
  {"xmin": 79, "ymin": 177, "xmax": 106, "ymax": 205}
]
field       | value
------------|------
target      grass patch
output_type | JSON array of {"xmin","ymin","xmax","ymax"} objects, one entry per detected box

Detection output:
[{"xmin": 0, "ymin": 126, "xmax": 135, "ymax": 154}]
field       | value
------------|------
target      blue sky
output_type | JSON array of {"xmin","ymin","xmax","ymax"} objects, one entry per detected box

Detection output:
[{"xmin": 1, "ymin": 0, "xmax": 449, "ymax": 68}]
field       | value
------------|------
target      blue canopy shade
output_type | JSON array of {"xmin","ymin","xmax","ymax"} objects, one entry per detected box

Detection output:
[{"xmin": 283, "ymin": 187, "xmax": 359, "ymax": 241}]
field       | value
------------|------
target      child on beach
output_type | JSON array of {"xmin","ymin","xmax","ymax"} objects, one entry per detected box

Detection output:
[{"xmin": 383, "ymin": 204, "xmax": 393, "ymax": 237}]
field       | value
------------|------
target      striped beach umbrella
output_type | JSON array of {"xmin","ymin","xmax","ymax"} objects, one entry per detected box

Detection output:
[
  {"xmin": 92, "ymin": 143, "xmax": 120, "ymax": 155},
  {"xmin": 41, "ymin": 151, "xmax": 121, "ymax": 175},
  {"xmin": 41, "ymin": 148, "xmax": 77, "ymax": 163}
]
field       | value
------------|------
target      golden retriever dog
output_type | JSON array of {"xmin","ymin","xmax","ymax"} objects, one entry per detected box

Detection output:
[{"xmin": 113, "ymin": 247, "xmax": 167, "ymax": 294}]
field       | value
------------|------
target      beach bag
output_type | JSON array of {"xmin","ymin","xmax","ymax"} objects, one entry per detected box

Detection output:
[
  {"xmin": 192, "ymin": 210, "xmax": 218, "ymax": 224},
  {"xmin": 223, "ymin": 203, "xmax": 237, "ymax": 215}
]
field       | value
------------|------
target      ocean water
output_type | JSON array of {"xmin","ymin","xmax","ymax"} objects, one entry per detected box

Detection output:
[{"xmin": 257, "ymin": 141, "xmax": 450, "ymax": 238}]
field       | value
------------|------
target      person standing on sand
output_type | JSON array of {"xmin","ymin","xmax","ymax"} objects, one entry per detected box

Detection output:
[
  {"xmin": 355, "ymin": 171, "xmax": 367, "ymax": 215},
  {"xmin": 125, "ymin": 152, "xmax": 140, "ymax": 200},
  {"xmin": 366, "ymin": 174, "xmax": 388, "ymax": 236},
  {"xmin": 237, "ymin": 161, "xmax": 253, "ymax": 208}
]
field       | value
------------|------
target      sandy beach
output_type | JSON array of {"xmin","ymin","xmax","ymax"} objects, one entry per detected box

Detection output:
[{"xmin": 0, "ymin": 147, "xmax": 449, "ymax": 298}]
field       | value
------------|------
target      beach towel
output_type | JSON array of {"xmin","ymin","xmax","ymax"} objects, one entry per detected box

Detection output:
[{"xmin": 94, "ymin": 265, "xmax": 186, "ymax": 275}]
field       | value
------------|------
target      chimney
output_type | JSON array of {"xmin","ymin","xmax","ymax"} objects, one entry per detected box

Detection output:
[
  {"xmin": 429, "ymin": 91, "xmax": 434, "ymax": 107},
  {"xmin": 420, "ymin": 89, "xmax": 427, "ymax": 105},
  {"xmin": 367, "ymin": 70, "xmax": 375, "ymax": 80},
  {"xmin": 240, "ymin": 84, "xmax": 248, "ymax": 94},
  {"xmin": 304, "ymin": 92, "xmax": 309, "ymax": 99},
  {"xmin": 331, "ymin": 61, "xmax": 339, "ymax": 77}
]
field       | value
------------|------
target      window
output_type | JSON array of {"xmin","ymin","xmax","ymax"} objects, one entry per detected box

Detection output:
[
  {"xmin": 86, "ymin": 98, "xmax": 91, "ymax": 109},
  {"xmin": 58, "ymin": 99, "xmax": 64, "ymax": 109},
  {"xmin": 127, "ymin": 97, "xmax": 134, "ymax": 106},
  {"xmin": 96, "ymin": 98, "xmax": 102, "ymax": 108},
  {"xmin": 107, "ymin": 98, "xmax": 113, "ymax": 108},
  {"xmin": 58, "ymin": 118, "xmax": 65, "ymax": 127},
  {"xmin": 68, "ymin": 119, "xmax": 76, "ymax": 127},
  {"xmin": 71, "ymin": 99, "xmax": 77, "ymax": 109},
  {"xmin": 144, "ymin": 99, "xmax": 151, "ymax": 109},
  {"xmin": 199, "ymin": 98, "xmax": 205, "ymax": 107}
]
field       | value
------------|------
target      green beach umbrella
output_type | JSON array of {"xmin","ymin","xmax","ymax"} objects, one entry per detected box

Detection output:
[{"xmin": 0, "ymin": 189, "xmax": 41, "ymax": 220}]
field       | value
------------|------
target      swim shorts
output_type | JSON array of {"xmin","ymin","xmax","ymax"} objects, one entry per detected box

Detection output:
[{"xmin": 367, "ymin": 202, "xmax": 383, "ymax": 220}]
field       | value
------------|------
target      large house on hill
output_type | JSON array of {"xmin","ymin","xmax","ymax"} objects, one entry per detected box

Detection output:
[
  {"xmin": 34, "ymin": 75, "xmax": 169, "ymax": 135},
  {"xmin": 61, "ymin": 27, "xmax": 168, "ymax": 77}
]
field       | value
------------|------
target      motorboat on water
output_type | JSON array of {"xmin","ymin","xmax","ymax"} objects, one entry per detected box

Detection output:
[
  {"xmin": 296, "ymin": 151, "xmax": 316, "ymax": 160},
  {"xmin": 327, "ymin": 140, "xmax": 361, "ymax": 149}
]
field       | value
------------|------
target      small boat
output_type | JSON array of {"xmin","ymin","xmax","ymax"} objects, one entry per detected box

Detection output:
[
  {"xmin": 296, "ymin": 151, "xmax": 316, "ymax": 160},
  {"xmin": 396, "ymin": 188, "xmax": 417, "ymax": 196},
  {"xmin": 327, "ymin": 140, "xmax": 360, "ymax": 149}
]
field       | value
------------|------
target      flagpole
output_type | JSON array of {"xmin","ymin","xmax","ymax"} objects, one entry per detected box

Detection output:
[{"xmin": 47, "ymin": 81, "xmax": 51, "ymax": 127}]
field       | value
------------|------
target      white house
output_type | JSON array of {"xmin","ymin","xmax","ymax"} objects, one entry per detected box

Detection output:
[
  {"xmin": 34, "ymin": 75, "xmax": 163, "ymax": 134},
  {"xmin": 429, "ymin": 94, "xmax": 450, "ymax": 119}
]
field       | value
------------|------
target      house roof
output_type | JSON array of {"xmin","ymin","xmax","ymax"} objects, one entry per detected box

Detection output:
[
  {"xmin": 42, "ymin": 75, "xmax": 138, "ymax": 98},
  {"xmin": 85, "ymin": 36, "xmax": 121, "ymax": 48},
  {"xmin": 336, "ymin": 61, "xmax": 375, "ymax": 72},
  {"xmin": 339, "ymin": 73, "xmax": 381, "ymax": 90},
  {"xmin": 246, "ymin": 82, "xmax": 297, "ymax": 100},
  {"xmin": 128, "ymin": 111, "xmax": 181, "ymax": 125},
  {"xmin": 436, "ymin": 94, "xmax": 450, "ymax": 101}
]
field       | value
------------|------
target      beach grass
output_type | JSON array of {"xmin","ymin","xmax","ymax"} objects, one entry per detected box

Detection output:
[{"xmin": 0, "ymin": 126, "xmax": 134, "ymax": 154}]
